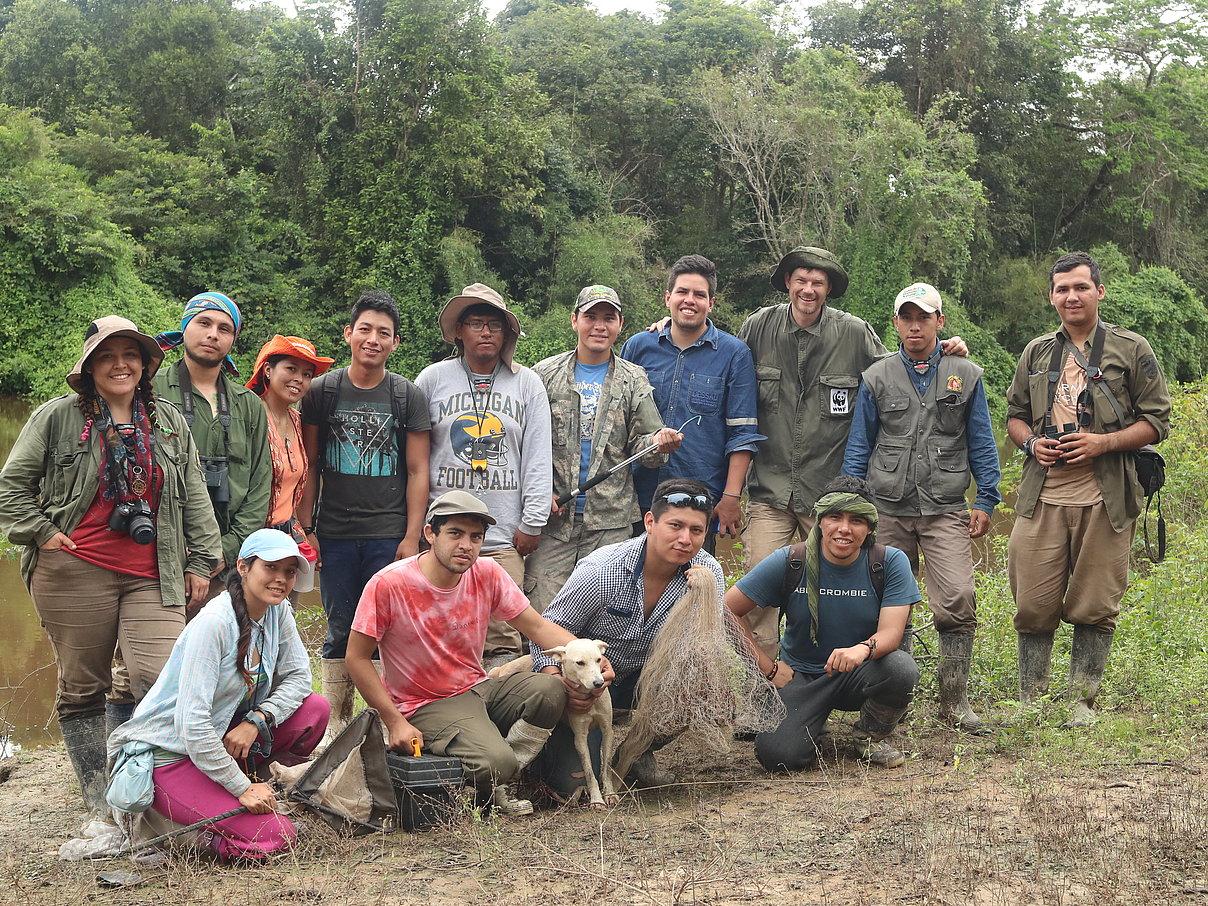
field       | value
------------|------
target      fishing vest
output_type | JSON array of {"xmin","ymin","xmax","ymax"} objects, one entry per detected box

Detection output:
[{"xmin": 862, "ymin": 354, "xmax": 983, "ymax": 516}]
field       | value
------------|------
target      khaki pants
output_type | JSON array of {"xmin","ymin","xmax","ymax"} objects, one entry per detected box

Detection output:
[
  {"xmin": 1009, "ymin": 500, "xmax": 1133, "ymax": 633},
  {"xmin": 483, "ymin": 547, "xmax": 526, "ymax": 658},
  {"xmin": 742, "ymin": 501, "xmax": 815, "ymax": 658},
  {"xmin": 878, "ymin": 512, "xmax": 977, "ymax": 634},
  {"xmin": 31, "ymin": 550, "xmax": 184, "ymax": 721},
  {"xmin": 524, "ymin": 522, "xmax": 631, "ymax": 614},
  {"xmin": 406, "ymin": 673, "xmax": 566, "ymax": 789}
]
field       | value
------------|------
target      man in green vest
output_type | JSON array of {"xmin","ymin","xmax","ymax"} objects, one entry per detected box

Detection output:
[{"xmin": 841, "ymin": 283, "xmax": 1001, "ymax": 733}]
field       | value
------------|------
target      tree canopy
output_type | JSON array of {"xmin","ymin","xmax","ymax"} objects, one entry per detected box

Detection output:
[{"xmin": 0, "ymin": 0, "xmax": 1204, "ymax": 398}]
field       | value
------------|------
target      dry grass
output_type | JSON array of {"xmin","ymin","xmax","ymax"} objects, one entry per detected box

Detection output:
[{"xmin": 4, "ymin": 709, "xmax": 1208, "ymax": 906}]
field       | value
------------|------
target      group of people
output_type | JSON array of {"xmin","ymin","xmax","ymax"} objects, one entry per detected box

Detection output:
[{"xmin": 0, "ymin": 245, "xmax": 1169, "ymax": 861}]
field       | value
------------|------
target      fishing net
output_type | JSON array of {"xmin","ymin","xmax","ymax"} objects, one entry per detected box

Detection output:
[{"xmin": 613, "ymin": 566, "xmax": 786, "ymax": 778}]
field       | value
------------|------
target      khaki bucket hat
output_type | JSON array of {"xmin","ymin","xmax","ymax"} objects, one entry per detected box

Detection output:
[
  {"xmin": 67, "ymin": 316, "xmax": 165, "ymax": 392},
  {"xmin": 437, "ymin": 283, "xmax": 524, "ymax": 365}
]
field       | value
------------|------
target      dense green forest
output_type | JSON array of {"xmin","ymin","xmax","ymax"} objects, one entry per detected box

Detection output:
[{"xmin": 0, "ymin": 0, "xmax": 1205, "ymax": 399}]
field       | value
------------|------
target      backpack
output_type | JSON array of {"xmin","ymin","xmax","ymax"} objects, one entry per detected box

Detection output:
[
  {"xmin": 317, "ymin": 367, "xmax": 416, "ymax": 455},
  {"xmin": 780, "ymin": 541, "xmax": 887, "ymax": 603}
]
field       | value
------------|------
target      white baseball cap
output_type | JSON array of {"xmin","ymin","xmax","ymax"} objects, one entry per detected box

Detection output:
[
  {"xmin": 893, "ymin": 283, "xmax": 943, "ymax": 315},
  {"xmin": 238, "ymin": 528, "xmax": 315, "ymax": 593}
]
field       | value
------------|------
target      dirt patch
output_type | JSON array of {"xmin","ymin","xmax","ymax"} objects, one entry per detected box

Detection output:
[{"xmin": 2, "ymin": 716, "xmax": 1206, "ymax": 906}]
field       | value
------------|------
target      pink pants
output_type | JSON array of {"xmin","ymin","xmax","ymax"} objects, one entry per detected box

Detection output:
[{"xmin": 149, "ymin": 693, "xmax": 330, "ymax": 862}]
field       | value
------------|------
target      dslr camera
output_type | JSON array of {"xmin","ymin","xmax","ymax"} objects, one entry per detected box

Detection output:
[
  {"xmin": 109, "ymin": 499, "xmax": 156, "ymax": 545},
  {"xmin": 1043, "ymin": 422, "xmax": 1077, "ymax": 467},
  {"xmin": 201, "ymin": 455, "xmax": 230, "ymax": 506}
]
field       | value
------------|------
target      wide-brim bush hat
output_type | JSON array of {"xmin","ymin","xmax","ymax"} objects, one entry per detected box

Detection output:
[
  {"xmin": 67, "ymin": 316, "xmax": 165, "ymax": 392},
  {"xmin": 245, "ymin": 335, "xmax": 335, "ymax": 395},
  {"xmin": 770, "ymin": 247, "xmax": 849, "ymax": 299},
  {"xmin": 438, "ymin": 283, "xmax": 524, "ymax": 365}
]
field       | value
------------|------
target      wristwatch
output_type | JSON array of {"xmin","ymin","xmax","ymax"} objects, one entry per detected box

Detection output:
[
  {"xmin": 302, "ymin": 525, "xmax": 316, "ymax": 535},
  {"xmin": 860, "ymin": 639, "xmax": 877, "ymax": 657}
]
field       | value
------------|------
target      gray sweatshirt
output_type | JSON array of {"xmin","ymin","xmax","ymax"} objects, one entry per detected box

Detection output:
[{"xmin": 416, "ymin": 358, "xmax": 553, "ymax": 550}]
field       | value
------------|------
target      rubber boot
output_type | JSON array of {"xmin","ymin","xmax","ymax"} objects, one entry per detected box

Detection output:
[
  {"xmin": 852, "ymin": 698, "xmax": 909, "ymax": 768},
  {"xmin": 1017, "ymin": 632, "xmax": 1055, "ymax": 703},
  {"xmin": 105, "ymin": 700, "xmax": 135, "ymax": 744},
  {"xmin": 1066, "ymin": 625, "xmax": 1114, "ymax": 728},
  {"xmin": 320, "ymin": 658, "xmax": 355, "ymax": 748},
  {"xmin": 937, "ymin": 632, "xmax": 989, "ymax": 735},
  {"xmin": 492, "ymin": 719, "xmax": 553, "ymax": 817},
  {"xmin": 61, "ymin": 715, "xmax": 110, "ymax": 817},
  {"xmin": 626, "ymin": 737, "xmax": 677, "ymax": 788}
]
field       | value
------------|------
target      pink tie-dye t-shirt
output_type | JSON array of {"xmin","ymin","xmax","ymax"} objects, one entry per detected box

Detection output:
[{"xmin": 352, "ymin": 554, "xmax": 529, "ymax": 716}]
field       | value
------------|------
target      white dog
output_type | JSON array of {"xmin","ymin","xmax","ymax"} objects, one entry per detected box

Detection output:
[
  {"xmin": 544, "ymin": 639, "xmax": 618, "ymax": 808},
  {"xmin": 491, "ymin": 641, "xmax": 618, "ymax": 807}
]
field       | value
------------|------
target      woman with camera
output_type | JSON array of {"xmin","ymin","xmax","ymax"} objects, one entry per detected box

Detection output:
[
  {"xmin": 0, "ymin": 316, "xmax": 222, "ymax": 822},
  {"xmin": 109, "ymin": 529, "xmax": 328, "ymax": 863},
  {"xmin": 244, "ymin": 335, "xmax": 333, "ymax": 542}
]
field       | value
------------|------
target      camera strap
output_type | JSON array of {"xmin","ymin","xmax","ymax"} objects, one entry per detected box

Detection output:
[
  {"xmin": 177, "ymin": 359, "xmax": 231, "ymax": 451},
  {"xmin": 1045, "ymin": 322, "xmax": 1108, "ymax": 428}
]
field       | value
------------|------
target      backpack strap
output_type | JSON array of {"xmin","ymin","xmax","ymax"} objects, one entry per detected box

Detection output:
[
  {"xmin": 781, "ymin": 541, "xmax": 807, "ymax": 602},
  {"xmin": 388, "ymin": 372, "xmax": 411, "ymax": 449},
  {"xmin": 868, "ymin": 542, "xmax": 886, "ymax": 603}
]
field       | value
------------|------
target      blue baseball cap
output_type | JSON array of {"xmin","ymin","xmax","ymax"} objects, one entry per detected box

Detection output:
[{"xmin": 238, "ymin": 529, "xmax": 315, "ymax": 593}]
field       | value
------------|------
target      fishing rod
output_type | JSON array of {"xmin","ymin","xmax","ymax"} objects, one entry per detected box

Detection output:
[{"xmin": 554, "ymin": 415, "xmax": 702, "ymax": 509}]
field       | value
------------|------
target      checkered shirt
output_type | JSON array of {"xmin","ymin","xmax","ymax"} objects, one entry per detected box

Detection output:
[{"xmin": 530, "ymin": 535, "xmax": 725, "ymax": 681}]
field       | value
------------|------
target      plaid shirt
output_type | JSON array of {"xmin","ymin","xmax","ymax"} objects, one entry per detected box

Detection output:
[{"xmin": 530, "ymin": 535, "xmax": 725, "ymax": 681}]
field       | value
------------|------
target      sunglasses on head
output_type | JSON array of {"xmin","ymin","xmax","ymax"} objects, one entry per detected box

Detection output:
[{"xmin": 659, "ymin": 492, "xmax": 712, "ymax": 512}]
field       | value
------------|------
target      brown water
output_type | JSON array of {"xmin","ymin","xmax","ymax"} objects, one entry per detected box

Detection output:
[{"xmin": 0, "ymin": 395, "xmax": 1015, "ymax": 756}]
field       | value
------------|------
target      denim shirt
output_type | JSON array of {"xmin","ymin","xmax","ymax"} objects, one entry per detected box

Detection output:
[{"xmin": 620, "ymin": 321, "xmax": 764, "ymax": 508}]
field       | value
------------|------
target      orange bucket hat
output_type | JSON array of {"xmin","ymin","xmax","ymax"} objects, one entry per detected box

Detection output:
[{"xmin": 245, "ymin": 335, "xmax": 335, "ymax": 395}]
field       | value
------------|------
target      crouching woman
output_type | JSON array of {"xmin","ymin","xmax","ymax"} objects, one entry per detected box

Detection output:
[{"xmin": 109, "ymin": 529, "xmax": 329, "ymax": 862}]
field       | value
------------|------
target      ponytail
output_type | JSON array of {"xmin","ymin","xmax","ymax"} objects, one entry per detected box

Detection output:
[{"xmin": 227, "ymin": 563, "xmax": 256, "ymax": 694}]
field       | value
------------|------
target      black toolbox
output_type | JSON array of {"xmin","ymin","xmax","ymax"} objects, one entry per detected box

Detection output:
[{"xmin": 386, "ymin": 749, "xmax": 463, "ymax": 831}]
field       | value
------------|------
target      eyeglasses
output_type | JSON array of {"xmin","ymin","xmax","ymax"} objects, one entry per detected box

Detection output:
[
  {"xmin": 658, "ymin": 492, "xmax": 712, "ymax": 512},
  {"xmin": 462, "ymin": 318, "xmax": 505, "ymax": 334}
]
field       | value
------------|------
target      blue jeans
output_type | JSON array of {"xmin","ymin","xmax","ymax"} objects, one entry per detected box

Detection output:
[{"xmin": 317, "ymin": 536, "xmax": 400, "ymax": 658}]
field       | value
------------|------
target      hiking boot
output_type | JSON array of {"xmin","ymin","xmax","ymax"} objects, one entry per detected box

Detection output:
[
  {"xmin": 625, "ymin": 748, "xmax": 677, "ymax": 788},
  {"xmin": 937, "ymin": 632, "xmax": 990, "ymax": 735},
  {"xmin": 1064, "ymin": 625, "xmax": 1114, "ymax": 728},
  {"xmin": 491, "ymin": 784, "xmax": 534, "ymax": 817},
  {"xmin": 851, "ymin": 730, "xmax": 906, "ymax": 768},
  {"xmin": 1017, "ymin": 631, "xmax": 1055, "ymax": 704}
]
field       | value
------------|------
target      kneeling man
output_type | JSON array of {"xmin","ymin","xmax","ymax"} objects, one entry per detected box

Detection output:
[
  {"xmin": 347, "ymin": 491, "xmax": 593, "ymax": 816},
  {"xmin": 529, "ymin": 478, "xmax": 725, "ymax": 796},
  {"xmin": 725, "ymin": 477, "xmax": 921, "ymax": 770}
]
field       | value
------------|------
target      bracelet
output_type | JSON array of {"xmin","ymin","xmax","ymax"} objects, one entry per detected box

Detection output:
[
  {"xmin": 765, "ymin": 660, "xmax": 780, "ymax": 680},
  {"xmin": 722, "ymin": 492, "xmax": 742, "ymax": 499},
  {"xmin": 302, "ymin": 526, "xmax": 316, "ymax": 535},
  {"xmin": 1022, "ymin": 436, "xmax": 1037, "ymax": 457}
]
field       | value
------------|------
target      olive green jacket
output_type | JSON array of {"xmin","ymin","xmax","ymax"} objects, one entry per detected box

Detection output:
[
  {"xmin": 1007, "ymin": 321, "xmax": 1171, "ymax": 531},
  {"xmin": 154, "ymin": 364, "xmax": 271, "ymax": 568},
  {"xmin": 739, "ymin": 304, "xmax": 887, "ymax": 512},
  {"xmin": 532, "ymin": 351, "xmax": 667, "ymax": 540},
  {"xmin": 0, "ymin": 395, "xmax": 223, "ymax": 604}
]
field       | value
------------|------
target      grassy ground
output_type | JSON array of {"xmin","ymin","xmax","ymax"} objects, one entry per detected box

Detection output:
[{"xmin": 2, "ymin": 386, "xmax": 1207, "ymax": 904}]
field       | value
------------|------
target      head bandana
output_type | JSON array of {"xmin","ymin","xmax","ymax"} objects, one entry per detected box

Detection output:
[
  {"xmin": 155, "ymin": 291, "xmax": 243, "ymax": 376},
  {"xmin": 801, "ymin": 492, "xmax": 881, "ymax": 644}
]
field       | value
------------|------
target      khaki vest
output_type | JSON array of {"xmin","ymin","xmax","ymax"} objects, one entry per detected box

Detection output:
[{"xmin": 862, "ymin": 354, "xmax": 983, "ymax": 516}]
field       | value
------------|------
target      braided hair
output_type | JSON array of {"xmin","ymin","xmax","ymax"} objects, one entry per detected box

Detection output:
[
  {"xmin": 227, "ymin": 561, "xmax": 257, "ymax": 694},
  {"xmin": 74, "ymin": 358, "xmax": 176, "ymax": 445}
]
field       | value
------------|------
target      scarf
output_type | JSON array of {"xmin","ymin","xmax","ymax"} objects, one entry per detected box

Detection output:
[
  {"xmin": 803, "ymin": 492, "xmax": 881, "ymax": 644},
  {"xmin": 156, "ymin": 291, "xmax": 242, "ymax": 376}
]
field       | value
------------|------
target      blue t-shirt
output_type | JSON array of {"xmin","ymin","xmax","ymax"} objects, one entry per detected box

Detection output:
[
  {"xmin": 736, "ymin": 545, "xmax": 919, "ymax": 676},
  {"xmin": 573, "ymin": 361, "xmax": 610, "ymax": 514}
]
